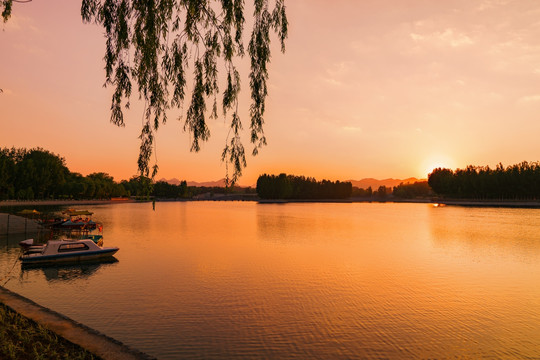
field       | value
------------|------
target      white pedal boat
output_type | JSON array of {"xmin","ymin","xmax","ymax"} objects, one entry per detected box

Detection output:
[{"xmin": 20, "ymin": 239, "xmax": 119, "ymax": 265}]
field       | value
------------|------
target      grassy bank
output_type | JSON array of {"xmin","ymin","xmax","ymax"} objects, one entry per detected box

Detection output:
[{"xmin": 0, "ymin": 302, "xmax": 100, "ymax": 360}]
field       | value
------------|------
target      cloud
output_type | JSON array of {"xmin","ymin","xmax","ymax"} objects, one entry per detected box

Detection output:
[
  {"xmin": 518, "ymin": 95, "xmax": 540, "ymax": 103},
  {"xmin": 12, "ymin": 42, "xmax": 46, "ymax": 56},
  {"xmin": 341, "ymin": 126, "xmax": 362, "ymax": 133},
  {"xmin": 325, "ymin": 61, "xmax": 354, "ymax": 78},
  {"xmin": 322, "ymin": 78, "xmax": 344, "ymax": 87},
  {"xmin": 475, "ymin": 0, "xmax": 512, "ymax": 12},
  {"xmin": 319, "ymin": 61, "xmax": 356, "ymax": 87},
  {"xmin": 3, "ymin": 13, "xmax": 38, "ymax": 32},
  {"xmin": 410, "ymin": 28, "xmax": 474, "ymax": 48}
]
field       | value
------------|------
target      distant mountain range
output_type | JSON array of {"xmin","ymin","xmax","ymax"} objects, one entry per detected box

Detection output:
[
  {"xmin": 158, "ymin": 177, "xmax": 426, "ymax": 189},
  {"xmin": 346, "ymin": 177, "xmax": 425, "ymax": 189}
]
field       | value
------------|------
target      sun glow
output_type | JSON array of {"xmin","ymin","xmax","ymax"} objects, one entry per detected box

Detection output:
[{"xmin": 421, "ymin": 155, "xmax": 455, "ymax": 178}]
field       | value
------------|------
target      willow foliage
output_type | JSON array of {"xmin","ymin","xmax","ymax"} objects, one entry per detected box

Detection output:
[
  {"xmin": 2, "ymin": 0, "xmax": 288, "ymax": 184},
  {"xmin": 81, "ymin": 0, "xmax": 287, "ymax": 184}
]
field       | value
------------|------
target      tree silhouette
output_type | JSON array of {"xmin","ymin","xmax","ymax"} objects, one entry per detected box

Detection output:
[
  {"xmin": 257, "ymin": 174, "xmax": 352, "ymax": 200},
  {"xmin": 428, "ymin": 162, "xmax": 540, "ymax": 200},
  {"xmin": 2, "ymin": 0, "xmax": 288, "ymax": 184}
]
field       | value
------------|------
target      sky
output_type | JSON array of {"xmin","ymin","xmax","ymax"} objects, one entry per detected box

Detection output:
[{"xmin": 2, "ymin": 0, "xmax": 540, "ymax": 186}]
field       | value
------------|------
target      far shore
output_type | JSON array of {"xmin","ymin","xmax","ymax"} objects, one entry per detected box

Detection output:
[
  {"xmin": 0, "ymin": 199, "xmax": 135, "ymax": 207},
  {"xmin": 3, "ymin": 197, "xmax": 540, "ymax": 209},
  {"xmin": 436, "ymin": 199, "xmax": 540, "ymax": 208},
  {"xmin": 258, "ymin": 197, "xmax": 540, "ymax": 208}
]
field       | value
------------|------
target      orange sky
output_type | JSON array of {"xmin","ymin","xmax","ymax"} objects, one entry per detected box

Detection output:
[{"xmin": 2, "ymin": 0, "xmax": 540, "ymax": 186}]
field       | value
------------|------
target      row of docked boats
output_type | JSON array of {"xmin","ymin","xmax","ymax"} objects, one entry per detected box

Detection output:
[
  {"xmin": 19, "ymin": 209, "xmax": 118, "ymax": 265},
  {"xmin": 39, "ymin": 209, "xmax": 100, "ymax": 230}
]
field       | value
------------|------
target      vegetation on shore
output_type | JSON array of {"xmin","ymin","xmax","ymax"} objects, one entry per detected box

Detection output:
[
  {"xmin": 257, "ymin": 174, "xmax": 353, "ymax": 200},
  {"xmin": 428, "ymin": 162, "xmax": 540, "ymax": 200},
  {"xmin": 0, "ymin": 302, "xmax": 100, "ymax": 360},
  {"xmin": 5, "ymin": 146, "xmax": 540, "ymax": 202},
  {"xmin": 0, "ymin": 147, "xmax": 254, "ymax": 201},
  {"xmin": 354, "ymin": 161, "xmax": 540, "ymax": 202},
  {"xmin": 153, "ymin": 179, "xmax": 256, "ymax": 200},
  {"xmin": 255, "ymin": 173, "xmax": 434, "ymax": 201},
  {"xmin": 0, "ymin": 147, "xmax": 128, "ymax": 200},
  {"xmin": 0, "ymin": 147, "xmax": 430, "ymax": 202},
  {"xmin": 392, "ymin": 181, "xmax": 432, "ymax": 199}
]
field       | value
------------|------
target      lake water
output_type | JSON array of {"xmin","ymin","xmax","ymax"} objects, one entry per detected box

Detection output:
[{"xmin": 1, "ymin": 202, "xmax": 540, "ymax": 359}]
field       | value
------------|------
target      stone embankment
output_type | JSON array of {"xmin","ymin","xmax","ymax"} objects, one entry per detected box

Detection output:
[{"xmin": 0, "ymin": 286, "xmax": 154, "ymax": 359}]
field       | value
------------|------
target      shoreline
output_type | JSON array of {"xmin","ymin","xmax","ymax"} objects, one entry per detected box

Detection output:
[
  {"xmin": 3, "ymin": 198, "xmax": 540, "ymax": 209},
  {"xmin": 0, "ymin": 286, "xmax": 153, "ymax": 359},
  {"xmin": 436, "ymin": 199, "xmax": 540, "ymax": 208},
  {"xmin": 0, "ymin": 199, "xmax": 135, "ymax": 207},
  {"xmin": 258, "ymin": 198, "xmax": 540, "ymax": 208}
]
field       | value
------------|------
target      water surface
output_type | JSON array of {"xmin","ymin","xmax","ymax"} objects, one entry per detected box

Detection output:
[{"xmin": 1, "ymin": 202, "xmax": 539, "ymax": 359}]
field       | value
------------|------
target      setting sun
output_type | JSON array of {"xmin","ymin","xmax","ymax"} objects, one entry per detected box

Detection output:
[{"xmin": 421, "ymin": 155, "xmax": 456, "ymax": 178}]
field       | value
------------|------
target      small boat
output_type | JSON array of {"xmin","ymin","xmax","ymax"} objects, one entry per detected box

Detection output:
[
  {"xmin": 38, "ymin": 218, "xmax": 66, "ymax": 228},
  {"xmin": 53, "ymin": 210, "xmax": 98, "ymax": 230},
  {"xmin": 20, "ymin": 239, "xmax": 119, "ymax": 265},
  {"xmin": 19, "ymin": 234, "xmax": 104, "ymax": 251}
]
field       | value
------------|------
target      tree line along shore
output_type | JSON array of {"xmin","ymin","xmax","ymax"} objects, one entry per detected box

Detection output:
[
  {"xmin": 0, "ymin": 147, "xmax": 422, "ymax": 202},
  {"xmin": 0, "ymin": 147, "xmax": 256, "ymax": 201},
  {"xmin": 428, "ymin": 162, "xmax": 540, "ymax": 200},
  {"xmin": 3, "ymin": 147, "xmax": 540, "ymax": 203}
]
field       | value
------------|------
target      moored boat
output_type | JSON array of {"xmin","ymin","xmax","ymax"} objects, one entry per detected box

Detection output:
[
  {"xmin": 19, "ymin": 234, "xmax": 104, "ymax": 251},
  {"xmin": 20, "ymin": 239, "xmax": 119, "ymax": 265},
  {"xmin": 55, "ymin": 210, "xmax": 98, "ymax": 230}
]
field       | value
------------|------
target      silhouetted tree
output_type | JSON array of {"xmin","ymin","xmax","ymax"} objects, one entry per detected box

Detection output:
[
  {"xmin": 3, "ymin": 0, "xmax": 288, "ymax": 184},
  {"xmin": 376, "ymin": 185, "xmax": 388, "ymax": 199},
  {"xmin": 428, "ymin": 168, "xmax": 455, "ymax": 197},
  {"xmin": 154, "ymin": 180, "xmax": 188, "ymax": 198},
  {"xmin": 257, "ymin": 173, "xmax": 352, "ymax": 200},
  {"xmin": 393, "ymin": 181, "xmax": 431, "ymax": 199},
  {"xmin": 428, "ymin": 162, "xmax": 540, "ymax": 200},
  {"xmin": 12, "ymin": 148, "xmax": 69, "ymax": 199},
  {"xmin": 0, "ymin": 149, "xmax": 15, "ymax": 200}
]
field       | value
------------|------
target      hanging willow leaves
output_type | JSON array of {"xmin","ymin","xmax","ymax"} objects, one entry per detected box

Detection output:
[{"xmin": 78, "ymin": 0, "xmax": 287, "ymax": 184}]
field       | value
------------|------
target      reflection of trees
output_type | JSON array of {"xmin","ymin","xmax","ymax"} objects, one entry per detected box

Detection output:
[{"xmin": 429, "ymin": 162, "xmax": 540, "ymax": 200}]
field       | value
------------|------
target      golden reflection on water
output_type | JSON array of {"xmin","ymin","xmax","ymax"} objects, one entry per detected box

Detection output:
[
  {"xmin": 430, "ymin": 206, "xmax": 540, "ymax": 261},
  {"xmin": 1, "ymin": 202, "xmax": 540, "ymax": 359}
]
